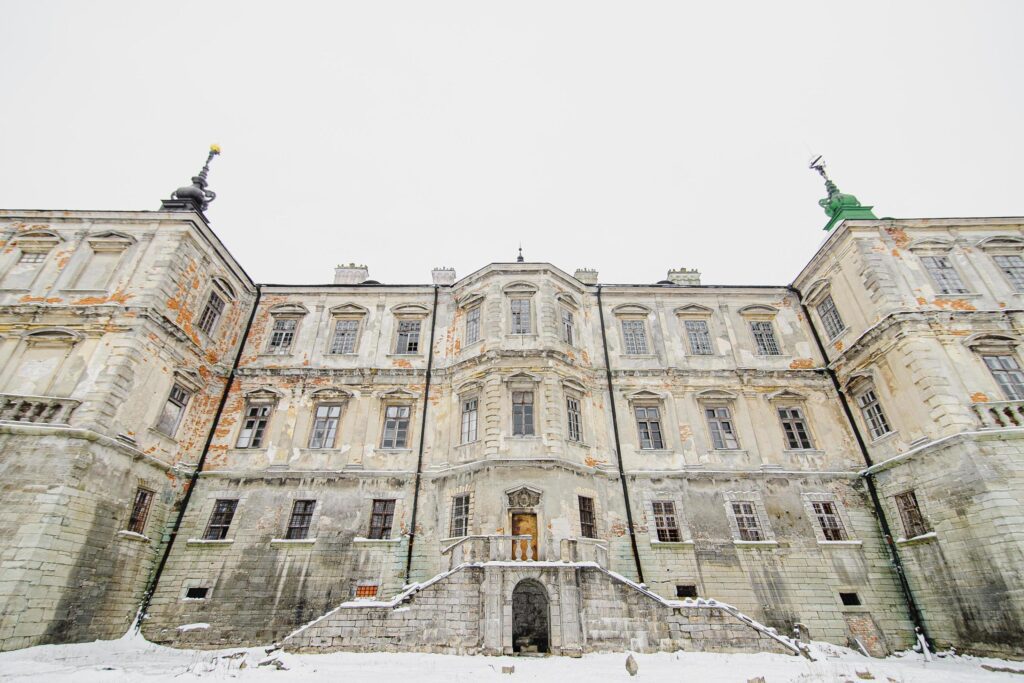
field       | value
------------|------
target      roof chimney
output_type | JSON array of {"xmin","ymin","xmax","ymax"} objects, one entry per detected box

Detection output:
[
  {"xmin": 334, "ymin": 263, "xmax": 369, "ymax": 284},
  {"xmin": 667, "ymin": 268, "xmax": 701, "ymax": 286},
  {"xmin": 431, "ymin": 267, "xmax": 456, "ymax": 286},
  {"xmin": 574, "ymin": 268, "xmax": 598, "ymax": 285}
]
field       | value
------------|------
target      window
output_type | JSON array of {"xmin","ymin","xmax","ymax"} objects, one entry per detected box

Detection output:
[
  {"xmin": 3, "ymin": 251, "xmax": 47, "ymax": 289},
  {"xmin": 921, "ymin": 255, "xmax": 968, "ymax": 294},
  {"xmin": 197, "ymin": 291, "xmax": 225, "ymax": 336},
  {"xmin": 354, "ymin": 585, "xmax": 378, "ymax": 598},
  {"xmin": 778, "ymin": 407, "xmax": 813, "ymax": 449},
  {"xmin": 751, "ymin": 321, "xmax": 781, "ymax": 356},
  {"xmin": 155, "ymin": 383, "xmax": 190, "ymax": 437},
  {"xmin": 652, "ymin": 500, "xmax": 681, "ymax": 542},
  {"xmin": 731, "ymin": 501, "xmax": 763, "ymax": 541},
  {"xmin": 816, "ymin": 295, "xmax": 845, "ymax": 340},
  {"xmin": 994, "ymin": 254, "xmax": 1024, "ymax": 292},
  {"xmin": 267, "ymin": 318, "xmax": 297, "ymax": 354},
  {"xmin": 561, "ymin": 309, "xmax": 575, "ymax": 345},
  {"xmin": 512, "ymin": 391, "xmax": 535, "ymax": 436},
  {"xmin": 381, "ymin": 405, "xmax": 411, "ymax": 448},
  {"xmin": 286, "ymin": 500, "xmax": 316, "ymax": 539},
  {"xmin": 622, "ymin": 320, "xmax": 649, "ymax": 355},
  {"xmin": 635, "ymin": 406, "xmax": 664, "ymax": 449},
  {"xmin": 17, "ymin": 252, "xmax": 45, "ymax": 264},
  {"xmin": 676, "ymin": 585, "xmax": 698, "ymax": 599},
  {"xmin": 684, "ymin": 320, "xmax": 713, "ymax": 355},
  {"xmin": 856, "ymin": 389, "xmax": 891, "ymax": 440},
  {"xmin": 510, "ymin": 299, "xmax": 531, "ymax": 334},
  {"xmin": 566, "ymin": 396, "xmax": 582, "ymax": 442},
  {"xmin": 839, "ymin": 592, "xmax": 861, "ymax": 606},
  {"xmin": 895, "ymin": 490, "xmax": 930, "ymax": 539},
  {"xmin": 309, "ymin": 404, "xmax": 343, "ymax": 449},
  {"xmin": 450, "ymin": 494, "xmax": 470, "ymax": 537},
  {"xmin": 330, "ymin": 319, "xmax": 360, "ymax": 354},
  {"xmin": 368, "ymin": 499, "xmax": 396, "ymax": 539},
  {"xmin": 812, "ymin": 501, "xmax": 847, "ymax": 541},
  {"xmin": 461, "ymin": 398, "xmax": 478, "ymax": 444},
  {"xmin": 126, "ymin": 488, "xmax": 154, "ymax": 535},
  {"xmin": 236, "ymin": 403, "xmax": 272, "ymax": 448},
  {"xmin": 465, "ymin": 307, "xmax": 481, "ymax": 345},
  {"xmin": 705, "ymin": 406, "xmax": 739, "ymax": 450},
  {"xmin": 983, "ymin": 355, "xmax": 1024, "ymax": 400},
  {"xmin": 395, "ymin": 320, "xmax": 421, "ymax": 354},
  {"xmin": 203, "ymin": 499, "xmax": 238, "ymax": 540},
  {"xmin": 185, "ymin": 587, "xmax": 209, "ymax": 600},
  {"xmin": 578, "ymin": 496, "xmax": 596, "ymax": 538}
]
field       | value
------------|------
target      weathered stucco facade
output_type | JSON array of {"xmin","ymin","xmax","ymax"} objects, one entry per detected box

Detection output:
[{"xmin": 0, "ymin": 182, "xmax": 1022, "ymax": 657}]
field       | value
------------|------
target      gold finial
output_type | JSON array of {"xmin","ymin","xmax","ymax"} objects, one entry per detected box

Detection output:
[{"xmin": 210, "ymin": 144, "xmax": 221, "ymax": 155}]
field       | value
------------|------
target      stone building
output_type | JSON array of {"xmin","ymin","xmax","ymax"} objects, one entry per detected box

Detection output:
[{"xmin": 0, "ymin": 153, "xmax": 1021, "ymax": 658}]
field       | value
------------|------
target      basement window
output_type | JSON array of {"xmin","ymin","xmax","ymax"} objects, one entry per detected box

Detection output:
[
  {"xmin": 354, "ymin": 585, "xmax": 378, "ymax": 599},
  {"xmin": 839, "ymin": 592, "xmax": 861, "ymax": 606},
  {"xmin": 185, "ymin": 587, "xmax": 209, "ymax": 600},
  {"xmin": 675, "ymin": 585, "xmax": 698, "ymax": 599}
]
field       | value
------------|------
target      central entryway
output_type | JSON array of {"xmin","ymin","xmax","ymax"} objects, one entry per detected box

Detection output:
[
  {"xmin": 512, "ymin": 579, "xmax": 549, "ymax": 654},
  {"xmin": 511, "ymin": 512, "xmax": 539, "ymax": 561}
]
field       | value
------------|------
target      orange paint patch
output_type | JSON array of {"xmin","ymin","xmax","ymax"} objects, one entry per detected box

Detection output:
[
  {"xmin": 392, "ymin": 358, "xmax": 413, "ymax": 368},
  {"xmin": 584, "ymin": 456, "xmax": 602, "ymax": 468},
  {"xmin": 833, "ymin": 340, "xmax": 844, "ymax": 352},
  {"xmin": 678, "ymin": 424, "xmax": 693, "ymax": 441},
  {"xmin": 73, "ymin": 289, "xmax": 132, "ymax": 305},
  {"xmin": 932, "ymin": 299, "xmax": 977, "ymax": 311},
  {"xmin": 19, "ymin": 295, "xmax": 62, "ymax": 304},
  {"xmin": 970, "ymin": 392, "xmax": 990, "ymax": 403},
  {"xmin": 886, "ymin": 226, "xmax": 911, "ymax": 249},
  {"xmin": 789, "ymin": 358, "xmax": 816, "ymax": 369}
]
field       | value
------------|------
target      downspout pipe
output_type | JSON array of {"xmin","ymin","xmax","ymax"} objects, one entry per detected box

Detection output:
[
  {"xmin": 138, "ymin": 283, "xmax": 263, "ymax": 623},
  {"xmin": 596, "ymin": 285, "xmax": 645, "ymax": 584},
  {"xmin": 405, "ymin": 285, "xmax": 439, "ymax": 585},
  {"xmin": 788, "ymin": 285, "xmax": 930, "ymax": 645}
]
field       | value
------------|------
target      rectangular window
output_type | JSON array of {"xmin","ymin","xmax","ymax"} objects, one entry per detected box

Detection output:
[
  {"xmin": 461, "ymin": 398, "xmax": 478, "ymax": 444},
  {"xmin": 778, "ymin": 407, "xmax": 813, "ymax": 449},
  {"xmin": 684, "ymin": 319, "xmax": 713, "ymax": 355},
  {"xmin": 185, "ymin": 587, "xmax": 208, "ymax": 600},
  {"xmin": 18, "ymin": 252, "xmax": 46, "ymax": 264},
  {"xmin": 285, "ymin": 499, "xmax": 316, "ymax": 539},
  {"xmin": 395, "ymin": 320, "xmax": 421, "ymax": 354},
  {"xmin": 706, "ymin": 406, "xmax": 739, "ymax": 449},
  {"xmin": 155, "ymin": 383, "xmax": 191, "ymax": 437},
  {"xmin": 652, "ymin": 500, "xmax": 681, "ymax": 542},
  {"xmin": 330, "ymin": 319, "xmax": 360, "ymax": 354},
  {"xmin": 895, "ymin": 490, "xmax": 930, "ymax": 539},
  {"xmin": 267, "ymin": 318, "xmax": 297, "ymax": 354},
  {"xmin": 381, "ymin": 405, "xmax": 411, "ymax": 448},
  {"xmin": 751, "ymin": 321, "xmax": 781, "ymax": 356},
  {"xmin": 450, "ymin": 494, "xmax": 470, "ymax": 537},
  {"xmin": 126, "ymin": 488, "xmax": 154, "ymax": 535},
  {"xmin": 812, "ymin": 501, "xmax": 848, "ymax": 541},
  {"xmin": 3, "ymin": 251, "xmax": 47, "ymax": 289},
  {"xmin": 465, "ymin": 307, "xmax": 481, "ymax": 345},
  {"xmin": 731, "ymin": 501, "xmax": 763, "ymax": 541},
  {"xmin": 309, "ymin": 404, "xmax": 343, "ymax": 449},
  {"xmin": 197, "ymin": 291, "xmax": 225, "ymax": 336},
  {"xmin": 635, "ymin": 406, "xmax": 664, "ymax": 449},
  {"xmin": 994, "ymin": 254, "xmax": 1024, "ymax": 292},
  {"xmin": 368, "ymin": 499, "xmax": 396, "ymax": 539},
  {"xmin": 816, "ymin": 295, "xmax": 845, "ymax": 340},
  {"xmin": 856, "ymin": 389, "xmax": 892, "ymax": 440},
  {"xmin": 921, "ymin": 255, "xmax": 968, "ymax": 294},
  {"xmin": 840, "ymin": 592, "xmax": 861, "ymax": 606},
  {"xmin": 622, "ymin": 320, "xmax": 649, "ymax": 355},
  {"xmin": 561, "ymin": 309, "xmax": 575, "ymax": 345},
  {"xmin": 510, "ymin": 299, "xmax": 531, "ymax": 334},
  {"xmin": 236, "ymin": 403, "xmax": 272, "ymax": 448},
  {"xmin": 578, "ymin": 496, "xmax": 596, "ymax": 538},
  {"xmin": 203, "ymin": 499, "xmax": 238, "ymax": 540},
  {"xmin": 354, "ymin": 585, "xmax": 378, "ymax": 598},
  {"xmin": 74, "ymin": 249, "xmax": 121, "ymax": 290},
  {"xmin": 676, "ymin": 585, "xmax": 698, "ymax": 599},
  {"xmin": 983, "ymin": 355, "xmax": 1024, "ymax": 400},
  {"xmin": 566, "ymin": 396, "xmax": 582, "ymax": 442},
  {"xmin": 512, "ymin": 391, "xmax": 535, "ymax": 436}
]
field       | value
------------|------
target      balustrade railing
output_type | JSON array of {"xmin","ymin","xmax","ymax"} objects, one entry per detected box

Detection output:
[
  {"xmin": 559, "ymin": 537, "xmax": 609, "ymax": 565},
  {"xmin": 0, "ymin": 393, "xmax": 79, "ymax": 425},
  {"xmin": 971, "ymin": 400, "xmax": 1024, "ymax": 429},
  {"xmin": 441, "ymin": 534, "xmax": 534, "ymax": 569}
]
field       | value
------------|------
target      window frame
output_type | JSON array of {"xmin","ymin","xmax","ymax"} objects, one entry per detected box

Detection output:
[
  {"xmin": 266, "ymin": 316, "xmax": 299, "ymax": 355},
  {"xmin": 651, "ymin": 499, "xmax": 681, "ymax": 542},
  {"xmin": 750, "ymin": 320, "xmax": 782, "ymax": 356},
  {"xmin": 816, "ymin": 294, "xmax": 846, "ymax": 341},
  {"xmin": 855, "ymin": 387, "xmax": 892, "ymax": 440},
  {"xmin": 465, "ymin": 305, "xmax": 481, "ymax": 346},
  {"xmin": 620, "ymin": 319, "xmax": 650, "ymax": 355},
  {"xmin": 203, "ymin": 499, "xmax": 239, "ymax": 540},
  {"xmin": 308, "ymin": 402, "xmax": 344, "ymax": 449},
  {"xmin": 634, "ymin": 403, "xmax": 665, "ymax": 450},
  {"xmin": 155, "ymin": 382, "xmax": 191, "ymax": 437},
  {"xmin": 983, "ymin": 354, "xmax": 1024, "ymax": 400},
  {"xmin": 561, "ymin": 308, "xmax": 575, "ymax": 346},
  {"xmin": 565, "ymin": 394, "xmax": 583, "ymax": 442},
  {"xmin": 510, "ymin": 297, "xmax": 532, "ymax": 335},
  {"xmin": 894, "ymin": 490, "xmax": 930, "ymax": 539},
  {"xmin": 993, "ymin": 253, "xmax": 1024, "ymax": 292},
  {"xmin": 811, "ymin": 500, "xmax": 848, "ymax": 541},
  {"xmin": 578, "ymin": 495, "xmax": 597, "ymax": 539},
  {"xmin": 394, "ymin": 319, "xmax": 422, "ymax": 355},
  {"xmin": 285, "ymin": 499, "xmax": 317, "ymax": 540},
  {"xmin": 460, "ymin": 396, "xmax": 479, "ymax": 444},
  {"xmin": 368, "ymin": 498, "xmax": 396, "ymax": 539},
  {"xmin": 126, "ymin": 487, "xmax": 155, "ymax": 535},
  {"xmin": 920, "ymin": 254, "xmax": 969, "ymax": 295},
  {"xmin": 511, "ymin": 390, "xmax": 535, "ymax": 436},
  {"xmin": 450, "ymin": 493, "xmax": 471, "ymax": 538},
  {"xmin": 236, "ymin": 399, "xmax": 274, "ymax": 449},
  {"xmin": 705, "ymin": 404, "xmax": 740, "ymax": 450},
  {"xmin": 380, "ymin": 403, "xmax": 413, "ymax": 449},
  {"xmin": 777, "ymin": 405, "xmax": 814, "ymax": 450},
  {"xmin": 684, "ymin": 318, "xmax": 714, "ymax": 356}
]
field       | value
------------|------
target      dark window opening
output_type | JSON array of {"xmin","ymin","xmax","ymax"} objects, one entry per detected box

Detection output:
[
  {"xmin": 839, "ymin": 592, "xmax": 861, "ymax": 606},
  {"xmin": 185, "ymin": 587, "xmax": 209, "ymax": 600},
  {"xmin": 675, "ymin": 585, "xmax": 698, "ymax": 599},
  {"xmin": 286, "ymin": 499, "xmax": 316, "ymax": 539}
]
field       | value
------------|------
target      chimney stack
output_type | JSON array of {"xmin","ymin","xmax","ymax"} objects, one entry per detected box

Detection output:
[
  {"xmin": 431, "ymin": 267, "xmax": 456, "ymax": 286},
  {"xmin": 334, "ymin": 263, "xmax": 369, "ymax": 284},
  {"xmin": 666, "ymin": 268, "xmax": 701, "ymax": 286},
  {"xmin": 574, "ymin": 268, "xmax": 599, "ymax": 285}
]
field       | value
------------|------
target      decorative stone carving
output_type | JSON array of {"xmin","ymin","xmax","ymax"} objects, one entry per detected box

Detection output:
[{"xmin": 507, "ymin": 487, "xmax": 541, "ymax": 509}]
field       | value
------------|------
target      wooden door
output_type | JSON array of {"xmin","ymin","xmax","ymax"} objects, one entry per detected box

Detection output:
[{"xmin": 511, "ymin": 513, "xmax": 538, "ymax": 560}]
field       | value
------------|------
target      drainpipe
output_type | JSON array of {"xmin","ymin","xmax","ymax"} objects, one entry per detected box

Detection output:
[
  {"xmin": 788, "ymin": 285, "xmax": 930, "ymax": 645},
  {"xmin": 405, "ymin": 285, "xmax": 439, "ymax": 585},
  {"xmin": 138, "ymin": 283, "xmax": 263, "ymax": 623},
  {"xmin": 596, "ymin": 285, "xmax": 645, "ymax": 584}
]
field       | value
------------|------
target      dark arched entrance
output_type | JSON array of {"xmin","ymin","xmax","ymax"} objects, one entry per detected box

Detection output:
[{"xmin": 512, "ymin": 579, "xmax": 549, "ymax": 654}]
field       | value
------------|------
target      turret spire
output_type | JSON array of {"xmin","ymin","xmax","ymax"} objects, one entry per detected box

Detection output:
[
  {"xmin": 808, "ymin": 155, "xmax": 877, "ymax": 232},
  {"xmin": 161, "ymin": 145, "xmax": 222, "ymax": 216},
  {"xmin": 516, "ymin": 245, "xmax": 524, "ymax": 263}
]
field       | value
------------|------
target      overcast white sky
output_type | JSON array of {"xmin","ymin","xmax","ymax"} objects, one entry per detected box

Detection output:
[{"xmin": 1, "ymin": 2, "xmax": 1021, "ymax": 286}]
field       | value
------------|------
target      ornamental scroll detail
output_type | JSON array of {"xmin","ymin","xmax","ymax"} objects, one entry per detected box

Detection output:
[{"xmin": 507, "ymin": 487, "xmax": 541, "ymax": 509}]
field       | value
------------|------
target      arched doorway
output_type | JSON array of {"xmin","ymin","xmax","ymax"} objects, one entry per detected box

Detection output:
[{"xmin": 512, "ymin": 579, "xmax": 549, "ymax": 654}]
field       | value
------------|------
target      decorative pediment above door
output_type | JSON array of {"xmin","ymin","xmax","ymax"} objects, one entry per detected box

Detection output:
[{"xmin": 506, "ymin": 486, "xmax": 542, "ymax": 509}]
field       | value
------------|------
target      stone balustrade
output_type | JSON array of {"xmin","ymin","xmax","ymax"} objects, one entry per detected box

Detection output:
[
  {"xmin": 971, "ymin": 400, "xmax": 1024, "ymax": 429},
  {"xmin": 0, "ymin": 393, "xmax": 80, "ymax": 425},
  {"xmin": 441, "ymin": 534, "xmax": 534, "ymax": 569},
  {"xmin": 559, "ymin": 537, "xmax": 609, "ymax": 565}
]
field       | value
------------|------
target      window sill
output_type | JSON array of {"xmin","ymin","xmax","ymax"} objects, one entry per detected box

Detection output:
[
  {"xmin": 638, "ymin": 448, "xmax": 673, "ymax": 455},
  {"xmin": 566, "ymin": 440, "xmax": 590, "ymax": 448},
  {"xmin": 59, "ymin": 288, "xmax": 108, "ymax": 294},
  {"xmin": 147, "ymin": 427, "xmax": 179, "ymax": 444},
  {"xmin": 352, "ymin": 536, "xmax": 403, "ymax": 544},
  {"xmin": 375, "ymin": 447, "xmax": 413, "ymax": 453},
  {"xmin": 509, "ymin": 435, "xmax": 541, "ymax": 440},
  {"xmin": 621, "ymin": 354, "xmax": 657, "ymax": 359},
  {"xmin": 782, "ymin": 448, "xmax": 824, "ymax": 455},
  {"xmin": 733, "ymin": 540, "xmax": 778, "ymax": 547},
  {"xmin": 258, "ymin": 352, "xmax": 296, "ymax": 358},
  {"xmin": 270, "ymin": 538, "xmax": 316, "ymax": 546},
  {"xmin": 895, "ymin": 531, "xmax": 937, "ymax": 546},
  {"xmin": 186, "ymin": 538, "xmax": 234, "ymax": 547},
  {"xmin": 754, "ymin": 354, "xmax": 790, "ymax": 360},
  {"xmin": 0, "ymin": 288, "xmax": 30, "ymax": 293},
  {"xmin": 117, "ymin": 530, "xmax": 151, "ymax": 542},
  {"xmin": 933, "ymin": 292, "xmax": 981, "ymax": 299},
  {"xmin": 455, "ymin": 440, "xmax": 480, "ymax": 448},
  {"xmin": 869, "ymin": 430, "xmax": 900, "ymax": 446},
  {"xmin": 818, "ymin": 540, "xmax": 862, "ymax": 547},
  {"xmin": 650, "ymin": 540, "xmax": 694, "ymax": 547},
  {"xmin": 386, "ymin": 353, "xmax": 423, "ymax": 358}
]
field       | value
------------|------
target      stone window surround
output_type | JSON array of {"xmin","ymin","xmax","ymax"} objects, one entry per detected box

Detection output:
[
  {"xmin": 355, "ymin": 491, "xmax": 408, "ymax": 542},
  {"xmin": 907, "ymin": 238, "xmax": 976, "ymax": 296},
  {"xmin": 151, "ymin": 368, "xmax": 205, "ymax": 441},
  {"xmin": 738, "ymin": 305, "xmax": 785, "ymax": 357},
  {"xmin": 304, "ymin": 388, "xmax": 352, "ymax": 450},
  {"xmin": 3, "ymin": 328, "xmax": 82, "ymax": 398},
  {"xmin": 642, "ymin": 492, "xmax": 692, "ymax": 545},
  {"xmin": 845, "ymin": 371, "xmax": 898, "ymax": 444},
  {"xmin": 890, "ymin": 488, "xmax": 932, "ymax": 542},
  {"xmin": 612, "ymin": 304, "xmax": 655, "ymax": 357},
  {"xmin": 232, "ymin": 388, "xmax": 280, "ymax": 450},
  {"xmin": 723, "ymin": 490, "xmax": 776, "ymax": 545},
  {"xmin": 556, "ymin": 292, "xmax": 580, "ymax": 347},
  {"xmin": 800, "ymin": 492, "xmax": 858, "ymax": 544},
  {"xmin": 695, "ymin": 389, "xmax": 745, "ymax": 453},
  {"xmin": 574, "ymin": 487, "xmax": 603, "ymax": 539},
  {"xmin": 764, "ymin": 389, "xmax": 821, "ymax": 453},
  {"xmin": 626, "ymin": 390, "xmax": 670, "ymax": 452},
  {"xmin": 562, "ymin": 379, "xmax": 587, "ymax": 445},
  {"xmin": 262, "ymin": 303, "xmax": 309, "ymax": 356},
  {"xmin": 0, "ymin": 229, "xmax": 62, "ymax": 290},
  {"xmin": 802, "ymin": 279, "xmax": 849, "ymax": 343},
  {"xmin": 66, "ymin": 231, "xmax": 136, "ymax": 292},
  {"xmin": 503, "ymin": 282, "xmax": 538, "ymax": 337},
  {"xmin": 977, "ymin": 235, "xmax": 1024, "ymax": 293},
  {"xmin": 504, "ymin": 372, "xmax": 541, "ymax": 439},
  {"xmin": 458, "ymin": 292, "xmax": 485, "ymax": 348},
  {"xmin": 326, "ymin": 303, "xmax": 369, "ymax": 355},
  {"xmin": 180, "ymin": 578, "xmax": 214, "ymax": 602},
  {"xmin": 962, "ymin": 333, "xmax": 1024, "ymax": 401},
  {"xmin": 272, "ymin": 491, "xmax": 325, "ymax": 543},
  {"xmin": 377, "ymin": 389, "xmax": 418, "ymax": 451},
  {"xmin": 188, "ymin": 490, "xmax": 251, "ymax": 544},
  {"xmin": 196, "ymin": 275, "xmax": 237, "ymax": 339},
  {"xmin": 389, "ymin": 303, "xmax": 431, "ymax": 356},
  {"xmin": 444, "ymin": 487, "xmax": 475, "ymax": 540},
  {"xmin": 123, "ymin": 482, "xmax": 157, "ymax": 537},
  {"xmin": 455, "ymin": 380, "xmax": 483, "ymax": 447},
  {"xmin": 674, "ymin": 304, "xmax": 718, "ymax": 356}
]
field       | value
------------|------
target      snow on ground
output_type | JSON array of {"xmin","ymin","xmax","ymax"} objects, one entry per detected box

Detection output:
[{"xmin": 0, "ymin": 632, "xmax": 1021, "ymax": 682}]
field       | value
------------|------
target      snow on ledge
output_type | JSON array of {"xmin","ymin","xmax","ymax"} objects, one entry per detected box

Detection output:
[{"xmin": 176, "ymin": 623, "xmax": 210, "ymax": 632}]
